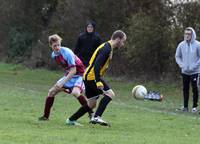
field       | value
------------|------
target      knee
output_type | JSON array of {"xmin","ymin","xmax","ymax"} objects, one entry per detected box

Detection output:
[
  {"xmin": 105, "ymin": 90, "xmax": 115, "ymax": 99},
  {"xmin": 71, "ymin": 91, "xmax": 80, "ymax": 97},
  {"xmin": 110, "ymin": 91, "xmax": 115, "ymax": 98},
  {"xmin": 48, "ymin": 89, "xmax": 54, "ymax": 96},
  {"xmin": 48, "ymin": 87, "xmax": 57, "ymax": 97}
]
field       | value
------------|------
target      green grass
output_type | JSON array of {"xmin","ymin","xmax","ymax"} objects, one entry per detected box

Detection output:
[{"xmin": 1, "ymin": 62, "xmax": 200, "ymax": 144}]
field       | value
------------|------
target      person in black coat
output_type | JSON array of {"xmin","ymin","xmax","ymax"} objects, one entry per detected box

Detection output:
[{"xmin": 74, "ymin": 20, "xmax": 102, "ymax": 67}]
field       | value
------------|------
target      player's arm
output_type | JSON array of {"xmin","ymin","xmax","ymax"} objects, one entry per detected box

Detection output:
[
  {"xmin": 94, "ymin": 46, "xmax": 110, "ymax": 89},
  {"xmin": 56, "ymin": 67, "xmax": 76, "ymax": 88},
  {"xmin": 56, "ymin": 48, "xmax": 77, "ymax": 88}
]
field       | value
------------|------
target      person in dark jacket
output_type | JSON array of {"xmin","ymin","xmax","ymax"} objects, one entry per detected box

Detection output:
[{"xmin": 74, "ymin": 20, "xmax": 102, "ymax": 67}]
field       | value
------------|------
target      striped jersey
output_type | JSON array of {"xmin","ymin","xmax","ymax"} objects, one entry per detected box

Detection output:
[
  {"xmin": 83, "ymin": 41, "xmax": 113, "ymax": 82},
  {"xmin": 52, "ymin": 47, "xmax": 85, "ymax": 76}
]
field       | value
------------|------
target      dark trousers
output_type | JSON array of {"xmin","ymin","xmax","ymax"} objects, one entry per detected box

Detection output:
[{"xmin": 182, "ymin": 73, "xmax": 199, "ymax": 108}]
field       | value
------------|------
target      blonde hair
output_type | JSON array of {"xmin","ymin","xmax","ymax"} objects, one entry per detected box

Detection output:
[{"xmin": 48, "ymin": 34, "xmax": 62, "ymax": 46}]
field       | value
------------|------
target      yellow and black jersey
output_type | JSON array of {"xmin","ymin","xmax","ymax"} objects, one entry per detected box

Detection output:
[{"xmin": 83, "ymin": 41, "xmax": 113, "ymax": 82}]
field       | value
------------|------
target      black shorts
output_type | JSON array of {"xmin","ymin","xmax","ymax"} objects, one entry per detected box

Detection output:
[{"xmin": 84, "ymin": 79, "xmax": 110, "ymax": 99}]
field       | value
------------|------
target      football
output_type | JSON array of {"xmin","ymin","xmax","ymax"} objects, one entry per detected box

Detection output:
[{"xmin": 132, "ymin": 85, "xmax": 147, "ymax": 99}]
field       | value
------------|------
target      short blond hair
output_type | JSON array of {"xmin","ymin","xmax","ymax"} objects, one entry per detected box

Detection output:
[{"xmin": 48, "ymin": 34, "xmax": 62, "ymax": 45}]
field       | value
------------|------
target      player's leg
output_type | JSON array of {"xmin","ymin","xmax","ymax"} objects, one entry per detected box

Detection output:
[
  {"xmin": 90, "ymin": 79, "xmax": 114, "ymax": 126},
  {"xmin": 66, "ymin": 80, "xmax": 99, "ymax": 125},
  {"xmin": 87, "ymin": 97, "xmax": 97, "ymax": 109},
  {"xmin": 71, "ymin": 86, "xmax": 95, "ymax": 118},
  {"xmin": 63, "ymin": 76, "xmax": 93, "ymax": 115},
  {"xmin": 66, "ymin": 98, "xmax": 97, "ymax": 125},
  {"xmin": 39, "ymin": 82, "xmax": 64, "ymax": 120},
  {"xmin": 90, "ymin": 90, "xmax": 114, "ymax": 126},
  {"xmin": 94, "ymin": 89, "xmax": 115, "ymax": 117}
]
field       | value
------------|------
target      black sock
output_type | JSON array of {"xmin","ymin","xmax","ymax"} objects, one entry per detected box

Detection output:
[
  {"xmin": 69, "ymin": 105, "xmax": 91, "ymax": 121},
  {"xmin": 95, "ymin": 95, "xmax": 112, "ymax": 117},
  {"xmin": 88, "ymin": 109, "xmax": 94, "ymax": 115}
]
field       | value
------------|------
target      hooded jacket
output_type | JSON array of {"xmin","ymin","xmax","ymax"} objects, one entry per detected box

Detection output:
[
  {"xmin": 175, "ymin": 27, "xmax": 200, "ymax": 75},
  {"xmin": 74, "ymin": 21, "xmax": 102, "ymax": 67}
]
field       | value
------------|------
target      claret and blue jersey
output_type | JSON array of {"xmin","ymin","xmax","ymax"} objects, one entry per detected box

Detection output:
[{"xmin": 51, "ymin": 47, "xmax": 85, "ymax": 76}]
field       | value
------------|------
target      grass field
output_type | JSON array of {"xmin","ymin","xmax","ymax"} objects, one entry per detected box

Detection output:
[{"xmin": 1, "ymin": 63, "xmax": 200, "ymax": 144}]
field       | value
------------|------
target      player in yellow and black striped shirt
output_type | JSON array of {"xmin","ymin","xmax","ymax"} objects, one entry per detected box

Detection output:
[{"xmin": 66, "ymin": 30, "xmax": 127, "ymax": 126}]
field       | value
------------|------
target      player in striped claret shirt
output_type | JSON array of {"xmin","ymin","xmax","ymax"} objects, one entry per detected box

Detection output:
[{"xmin": 38, "ymin": 34, "xmax": 93, "ymax": 123}]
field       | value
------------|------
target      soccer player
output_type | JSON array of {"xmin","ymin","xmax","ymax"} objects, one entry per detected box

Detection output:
[
  {"xmin": 74, "ymin": 20, "xmax": 102, "ymax": 67},
  {"xmin": 175, "ymin": 27, "xmax": 200, "ymax": 113},
  {"xmin": 66, "ymin": 30, "xmax": 127, "ymax": 126},
  {"xmin": 38, "ymin": 34, "xmax": 92, "ymax": 121}
]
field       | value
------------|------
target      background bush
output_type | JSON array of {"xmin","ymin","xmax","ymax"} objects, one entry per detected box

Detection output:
[{"xmin": 0, "ymin": 0, "xmax": 200, "ymax": 80}]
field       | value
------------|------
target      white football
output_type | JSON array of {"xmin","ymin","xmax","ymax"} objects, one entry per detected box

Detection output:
[{"xmin": 132, "ymin": 85, "xmax": 147, "ymax": 99}]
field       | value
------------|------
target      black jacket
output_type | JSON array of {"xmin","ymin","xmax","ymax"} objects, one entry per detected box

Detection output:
[{"xmin": 74, "ymin": 32, "xmax": 102, "ymax": 67}]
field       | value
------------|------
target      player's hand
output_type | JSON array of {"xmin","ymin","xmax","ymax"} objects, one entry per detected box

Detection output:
[
  {"xmin": 97, "ymin": 85, "xmax": 104, "ymax": 90},
  {"xmin": 96, "ymin": 81, "xmax": 104, "ymax": 91}
]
